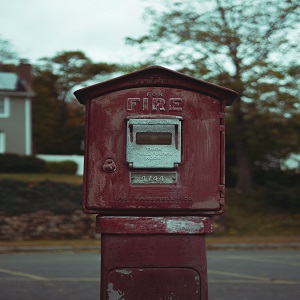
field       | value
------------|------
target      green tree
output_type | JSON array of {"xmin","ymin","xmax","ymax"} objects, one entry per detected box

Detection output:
[
  {"xmin": 32, "ymin": 70, "xmax": 61, "ymax": 154},
  {"xmin": 127, "ymin": 0, "xmax": 300, "ymax": 192},
  {"xmin": 0, "ymin": 36, "xmax": 18, "ymax": 70},
  {"xmin": 32, "ymin": 51, "xmax": 120, "ymax": 154},
  {"xmin": 38, "ymin": 51, "xmax": 120, "ymax": 102}
]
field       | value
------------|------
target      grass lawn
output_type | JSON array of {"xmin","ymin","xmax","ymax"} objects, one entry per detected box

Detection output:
[{"xmin": 220, "ymin": 189, "xmax": 300, "ymax": 237}]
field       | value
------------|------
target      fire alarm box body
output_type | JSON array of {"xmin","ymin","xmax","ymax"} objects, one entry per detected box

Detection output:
[{"xmin": 74, "ymin": 66, "xmax": 237, "ymax": 215}]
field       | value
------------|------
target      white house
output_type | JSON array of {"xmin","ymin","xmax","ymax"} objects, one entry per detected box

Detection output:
[{"xmin": 0, "ymin": 61, "xmax": 34, "ymax": 155}]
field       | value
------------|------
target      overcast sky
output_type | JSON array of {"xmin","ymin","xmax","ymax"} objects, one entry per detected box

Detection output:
[{"xmin": 0, "ymin": 0, "xmax": 150, "ymax": 64}]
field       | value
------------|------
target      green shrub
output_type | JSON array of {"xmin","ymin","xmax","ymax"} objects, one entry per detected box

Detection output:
[
  {"xmin": 0, "ymin": 179, "xmax": 82, "ymax": 214},
  {"xmin": 252, "ymin": 170, "xmax": 300, "ymax": 211},
  {"xmin": 44, "ymin": 160, "xmax": 78, "ymax": 174},
  {"xmin": 260, "ymin": 182, "xmax": 300, "ymax": 210},
  {"xmin": 0, "ymin": 154, "xmax": 46, "ymax": 173}
]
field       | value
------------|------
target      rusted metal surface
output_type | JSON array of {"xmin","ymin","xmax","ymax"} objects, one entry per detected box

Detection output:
[
  {"xmin": 74, "ymin": 66, "xmax": 237, "ymax": 299},
  {"xmin": 74, "ymin": 66, "xmax": 237, "ymax": 215},
  {"xmin": 98, "ymin": 215, "xmax": 210, "ymax": 300},
  {"xmin": 107, "ymin": 268, "xmax": 200, "ymax": 300},
  {"xmin": 96, "ymin": 216, "xmax": 212, "ymax": 234}
]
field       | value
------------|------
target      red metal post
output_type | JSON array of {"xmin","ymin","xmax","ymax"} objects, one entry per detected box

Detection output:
[
  {"xmin": 97, "ymin": 216, "xmax": 212, "ymax": 300},
  {"xmin": 74, "ymin": 66, "xmax": 237, "ymax": 299}
]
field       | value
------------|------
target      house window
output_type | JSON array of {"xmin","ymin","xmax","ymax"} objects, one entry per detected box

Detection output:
[
  {"xmin": 0, "ymin": 131, "xmax": 5, "ymax": 153},
  {"xmin": 0, "ymin": 96, "xmax": 10, "ymax": 117}
]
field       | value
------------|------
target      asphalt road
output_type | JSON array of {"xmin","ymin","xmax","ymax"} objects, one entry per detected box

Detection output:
[{"xmin": 0, "ymin": 250, "xmax": 299, "ymax": 300}]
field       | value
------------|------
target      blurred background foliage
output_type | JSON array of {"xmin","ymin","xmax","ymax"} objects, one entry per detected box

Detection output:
[{"xmin": 0, "ymin": 0, "xmax": 299, "ymax": 214}]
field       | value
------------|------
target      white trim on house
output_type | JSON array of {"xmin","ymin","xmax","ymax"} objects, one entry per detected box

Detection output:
[
  {"xmin": 0, "ymin": 131, "xmax": 6, "ymax": 153},
  {"xmin": 25, "ymin": 98, "xmax": 32, "ymax": 155},
  {"xmin": 0, "ymin": 96, "xmax": 10, "ymax": 118}
]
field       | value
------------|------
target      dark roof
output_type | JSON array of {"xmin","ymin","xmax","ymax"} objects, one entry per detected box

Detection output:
[
  {"xmin": 0, "ymin": 72, "xmax": 28, "ymax": 92},
  {"xmin": 74, "ymin": 65, "xmax": 238, "ymax": 106}
]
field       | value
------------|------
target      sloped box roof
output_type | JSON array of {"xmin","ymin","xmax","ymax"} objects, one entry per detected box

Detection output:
[{"xmin": 74, "ymin": 65, "xmax": 238, "ymax": 106}]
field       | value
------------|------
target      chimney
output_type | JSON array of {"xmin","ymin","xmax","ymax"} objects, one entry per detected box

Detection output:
[{"xmin": 17, "ymin": 59, "xmax": 32, "ymax": 89}]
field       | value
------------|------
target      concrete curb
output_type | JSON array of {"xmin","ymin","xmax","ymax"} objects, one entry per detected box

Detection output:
[
  {"xmin": 1, "ymin": 243, "xmax": 300, "ymax": 253},
  {"xmin": 0, "ymin": 245, "xmax": 100, "ymax": 253},
  {"xmin": 207, "ymin": 243, "xmax": 300, "ymax": 250}
]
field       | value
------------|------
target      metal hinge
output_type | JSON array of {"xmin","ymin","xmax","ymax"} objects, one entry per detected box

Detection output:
[
  {"xmin": 219, "ymin": 185, "xmax": 225, "ymax": 198},
  {"xmin": 220, "ymin": 112, "xmax": 225, "ymax": 131}
]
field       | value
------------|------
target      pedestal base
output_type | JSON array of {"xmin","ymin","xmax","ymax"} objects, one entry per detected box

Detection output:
[{"xmin": 96, "ymin": 216, "xmax": 212, "ymax": 300}]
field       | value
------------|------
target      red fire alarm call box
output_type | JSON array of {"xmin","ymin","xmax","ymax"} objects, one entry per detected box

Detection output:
[{"xmin": 74, "ymin": 66, "xmax": 237, "ymax": 215}]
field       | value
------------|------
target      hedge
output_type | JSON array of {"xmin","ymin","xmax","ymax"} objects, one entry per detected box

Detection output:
[
  {"xmin": 44, "ymin": 160, "xmax": 78, "ymax": 174},
  {"xmin": 0, "ymin": 154, "xmax": 45, "ymax": 173},
  {"xmin": 0, "ymin": 154, "xmax": 78, "ymax": 174}
]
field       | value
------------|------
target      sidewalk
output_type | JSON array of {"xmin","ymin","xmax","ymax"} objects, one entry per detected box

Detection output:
[
  {"xmin": 206, "ymin": 235, "xmax": 300, "ymax": 250},
  {"xmin": 0, "ymin": 236, "xmax": 299, "ymax": 253}
]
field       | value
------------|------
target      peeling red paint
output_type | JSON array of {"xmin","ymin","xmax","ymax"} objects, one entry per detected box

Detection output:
[
  {"xmin": 74, "ymin": 66, "xmax": 237, "ymax": 216},
  {"xmin": 96, "ymin": 216, "xmax": 212, "ymax": 234},
  {"xmin": 74, "ymin": 66, "xmax": 237, "ymax": 300}
]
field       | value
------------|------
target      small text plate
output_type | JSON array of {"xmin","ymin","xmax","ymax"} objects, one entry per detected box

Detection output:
[{"xmin": 130, "ymin": 172, "xmax": 177, "ymax": 185}]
